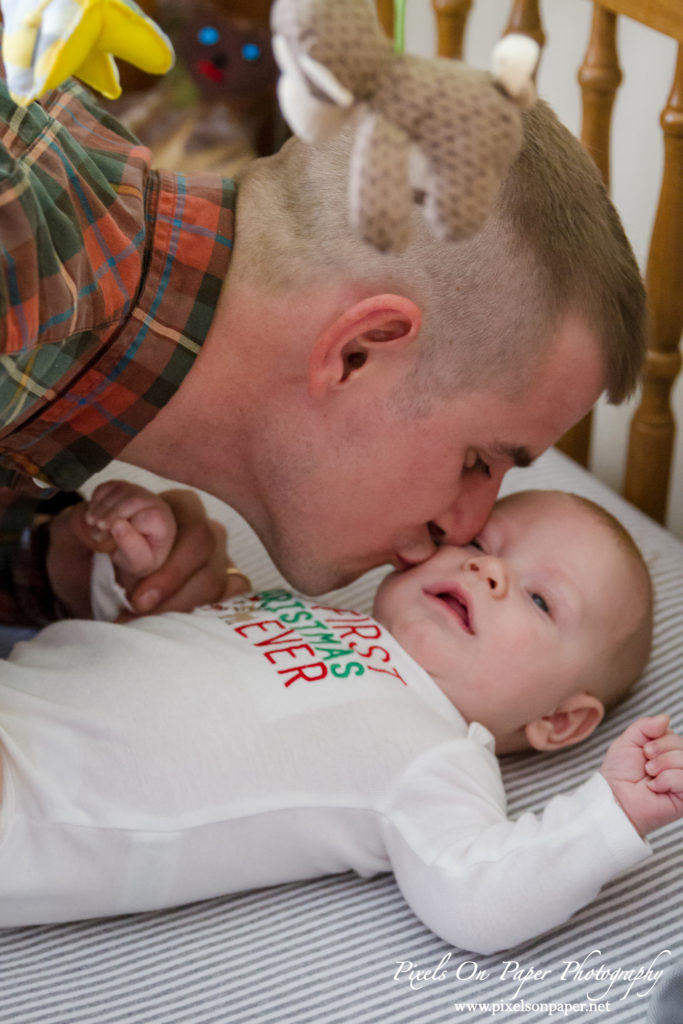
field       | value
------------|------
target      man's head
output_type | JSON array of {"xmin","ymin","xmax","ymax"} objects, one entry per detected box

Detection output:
[
  {"xmin": 373, "ymin": 489, "xmax": 654, "ymax": 754},
  {"xmin": 163, "ymin": 98, "xmax": 645, "ymax": 594},
  {"xmin": 234, "ymin": 98, "xmax": 645, "ymax": 406}
]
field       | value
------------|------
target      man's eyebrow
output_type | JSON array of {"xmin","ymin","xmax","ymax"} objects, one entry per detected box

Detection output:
[{"xmin": 490, "ymin": 443, "xmax": 535, "ymax": 468}]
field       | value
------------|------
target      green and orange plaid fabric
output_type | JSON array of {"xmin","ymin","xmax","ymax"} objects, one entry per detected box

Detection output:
[{"xmin": 0, "ymin": 75, "xmax": 235, "ymax": 625}]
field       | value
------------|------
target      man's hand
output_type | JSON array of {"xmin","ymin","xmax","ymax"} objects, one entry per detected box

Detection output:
[
  {"xmin": 128, "ymin": 488, "xmax": 249, "ymax": 615},
  {"xmin": 600, "ymin": 715, "xmax": 683, "ymax": 836},
  {"xmin": 48, "ymin": 484, "xmax": 250, "ymax": 620}
]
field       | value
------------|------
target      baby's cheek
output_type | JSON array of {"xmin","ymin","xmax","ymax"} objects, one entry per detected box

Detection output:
[
  {"xmin": 395, "ymin": 617, "xmax": 442, "ymax": 673},
  {"xmin": 371, "ymin": 575, "xmax": 401, "ymax": 626}
]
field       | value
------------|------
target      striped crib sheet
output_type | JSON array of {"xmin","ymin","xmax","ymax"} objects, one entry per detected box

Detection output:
[{"xmin": 0, "ymin": 448, "xmax": 681, "ymax": 1024}]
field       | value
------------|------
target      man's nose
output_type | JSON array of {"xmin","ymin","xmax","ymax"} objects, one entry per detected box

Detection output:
[
  {"xmin": 396, "ymin": 525, "xmax": 442, "ymax": 567},
  {"xmin": 430, "ymin": 475, "xmax": 502, "ymax": 547},
  {"xmin": 465, "ymin": 554, "xmax": 508, "ymax": 598}
]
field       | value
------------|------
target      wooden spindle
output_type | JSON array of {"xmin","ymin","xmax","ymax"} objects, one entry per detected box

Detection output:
[
  {"xmin": 624, "ymin": 43, "xmax": 683, "ymax": 522},
  {"xmin": 431, "ymin": 1, "xmax": 473, "ymax": 60},
  {"xmin": 555, "ymin": 411, "xmax": 594, "ymax": 468},
  {"xmin": 502, "ymin": 4, "xmax": 596, "ymax": 469},
  {"xmin": 376, "ymin": 0, "xmax": 394, "ymax": 40},
  {"xmin": 503, "ymin": 0, "xmax": 546, "ymax": 54},
  {"xmin": 559, "ymin": 5, "xmax": 623, "ymax": 467},
  {"xmin": 578, "ymin": 6, "xmax": 622, "ymax": 187}
]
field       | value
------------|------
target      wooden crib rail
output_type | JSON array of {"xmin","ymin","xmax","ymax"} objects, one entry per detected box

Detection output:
[{"xmin": 623, "ymin": 41, "xmax": 682, "ymax": 521}]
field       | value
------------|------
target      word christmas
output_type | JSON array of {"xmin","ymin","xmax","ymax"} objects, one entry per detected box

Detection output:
[{"xmin": 209, "ymin": 589, "xmax": 408, "ymax": 688}]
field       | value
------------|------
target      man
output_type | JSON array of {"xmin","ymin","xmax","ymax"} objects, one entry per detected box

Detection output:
[{"xmin": 0, "ymin": 73, "xmax": 645, "ymax": 626}]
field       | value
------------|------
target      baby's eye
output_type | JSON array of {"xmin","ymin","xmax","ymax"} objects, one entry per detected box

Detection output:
[
  {"xmin": 468, "ymin": 538, "xmax": 484, "ymax": 551},
  {"xmin": 531, "ymin": 592, "xmax": 550, "ymax": 614}
]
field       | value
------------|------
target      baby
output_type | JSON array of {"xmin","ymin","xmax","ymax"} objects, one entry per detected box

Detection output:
[{"xmin": 0, "ymin": 481, "xmax": 680, "ymax": 953}]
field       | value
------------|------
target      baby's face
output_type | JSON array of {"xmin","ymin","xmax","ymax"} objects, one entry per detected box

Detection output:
[{"xmin": 373, "ymin": 490, "xmax": 644, "ymax": 751}]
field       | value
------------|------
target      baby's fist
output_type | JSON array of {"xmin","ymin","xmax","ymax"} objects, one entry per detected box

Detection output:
[
  {"xmin": 601, "ymin": 715, "xmax": 683, "ymax": 836},
  {"xmin": 84, "ymin": 481, "xmax": 177, "ymax": 581}
]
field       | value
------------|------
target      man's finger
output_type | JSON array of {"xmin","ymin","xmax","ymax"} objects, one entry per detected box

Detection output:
[
  {"xmin": 132, "ymin": 547, "xmax": 228, "ymax": 614},
  {"xmin": 223, "ymin": 565, "xmax": 253, "ymax": 599}
]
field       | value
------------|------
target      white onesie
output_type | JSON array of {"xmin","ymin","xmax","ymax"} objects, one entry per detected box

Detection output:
[{"xmin": 0, "ymin": 580, "xmax": 648, "ymax": 952}]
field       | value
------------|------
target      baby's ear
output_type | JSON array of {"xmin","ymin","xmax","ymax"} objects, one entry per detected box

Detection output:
[{"xmin": 525, "ymin": 693, "xmax": 605, "ymax": 752}]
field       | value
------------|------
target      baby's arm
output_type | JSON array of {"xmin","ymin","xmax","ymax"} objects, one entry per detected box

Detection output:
[
  {"xmin": 382, "ymin": 718, "xmax": 682, "ymax": 953},
  {"xmin": 600, "ymin": 714, "xmax": 683, "ymax": 835},
  {"xmin": 381, "ymin": 733, "xmax": 653, "ymax": 954}
]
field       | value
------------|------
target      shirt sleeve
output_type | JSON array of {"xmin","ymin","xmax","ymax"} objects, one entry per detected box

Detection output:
[
  {"xmin": 379, "ymin": 737, "xmax": 651, "ymax": 954},
  {"xmin": 90, "ymin": 551, "xmax": 134, "ymax": 621},
  {"xmin": 0, "ymin": 71, "xmax": 233, "ymax": 625},
  {"xmin": 0, "ymin": 75, "xmax": 144, "ymax": 625},
  {"xmin": 0, "ymin": 489, "xmax": 83, "ymax": 626}
]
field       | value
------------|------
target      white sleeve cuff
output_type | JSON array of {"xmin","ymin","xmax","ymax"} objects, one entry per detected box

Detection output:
[
  {"xmin": 90, "ymin": 552, "xmax": 135, "ymax": 622},
  {"xmin": 581, "ymin": 771, "xmax": 652, "ymax": 868}
]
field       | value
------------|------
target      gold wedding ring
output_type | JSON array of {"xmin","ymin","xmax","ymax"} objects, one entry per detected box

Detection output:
[{"xmin": 225, "ymin": 566, "xmax": 253, "ymax": 591}]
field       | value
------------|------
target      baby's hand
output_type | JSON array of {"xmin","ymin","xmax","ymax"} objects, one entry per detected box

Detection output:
[
  {"xmin": 600, "ymin": 715, "xmax": 683, "ymax": 836},
  {"xmin": 81, "ymin": 481, "xmax": 177, "ymax": 582}
]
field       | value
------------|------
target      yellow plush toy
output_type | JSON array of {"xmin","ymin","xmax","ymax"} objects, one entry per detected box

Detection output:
[{"xmin": 0, "ymin": 0, "xmax": 174, "ymax": 105}]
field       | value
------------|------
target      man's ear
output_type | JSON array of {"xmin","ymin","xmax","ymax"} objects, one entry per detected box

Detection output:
[
  {"xmin": 524, "ymin": 693, "xmax": 605, "ymax": 752},
  {"xmin": 308, "ymin": 294, "xmax": 421, "ymax": 396}
]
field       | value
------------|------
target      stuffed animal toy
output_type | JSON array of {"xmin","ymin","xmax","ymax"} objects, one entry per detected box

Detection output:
[
  {"xmin": 271, "ymin": 0, "xmax": 539, "ymax": 250},
  {"xmin": 0, "ymin": 0, "xmax": 174, "ymax": 106},
  {"xmin": 163, "ymin": 0, "xmax": 281, "ymax": 157}
]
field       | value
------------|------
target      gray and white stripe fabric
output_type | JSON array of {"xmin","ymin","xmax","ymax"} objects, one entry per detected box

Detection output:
[{"xmin": 0, "ymin": 448, "xmax": 681, "ymax": 1023}]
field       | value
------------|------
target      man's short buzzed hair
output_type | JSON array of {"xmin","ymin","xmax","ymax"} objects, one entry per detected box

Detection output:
[{"xmin": 234, "ymin": 100, "xmax": 646, "ymax": 404}]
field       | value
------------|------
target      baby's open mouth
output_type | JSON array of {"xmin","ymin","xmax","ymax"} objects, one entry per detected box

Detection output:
[{"xmin": 428, "ymin": 587, "xmax": 475, "ymax": 634}]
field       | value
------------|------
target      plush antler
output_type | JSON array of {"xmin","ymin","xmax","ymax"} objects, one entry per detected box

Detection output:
[{"xmin": 271, "ymin": 0, "xmax": 539, "ymax": 251}]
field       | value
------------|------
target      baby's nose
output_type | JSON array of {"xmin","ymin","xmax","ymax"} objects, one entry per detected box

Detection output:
[{"xmin": 465, "ymin": 555, "xmax": 508, "ymax": 597}]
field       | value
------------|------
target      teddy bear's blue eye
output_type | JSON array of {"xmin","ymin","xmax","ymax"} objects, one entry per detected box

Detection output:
[
  {"xmin": 242, "ymin": 42, "xmax": 261, "ymax": 62},
  {"xmin": 198, "ymin": 26, "xmax": 220, "ymax": 46}
]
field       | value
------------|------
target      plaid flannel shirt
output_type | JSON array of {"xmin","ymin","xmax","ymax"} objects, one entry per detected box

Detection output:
[{"xmin": 0, "ymin": 77, "xmax": 235, "ymax": 626}]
